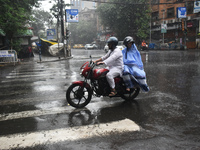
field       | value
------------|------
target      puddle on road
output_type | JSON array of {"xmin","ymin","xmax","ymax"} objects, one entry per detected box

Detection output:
[
  {"xmin": 34, "ymin": 85, "xmax": 57, "ymax": 92},
  {"xmin": 35, "ymin": 101, "xmax": 63, "ymax": 110}
]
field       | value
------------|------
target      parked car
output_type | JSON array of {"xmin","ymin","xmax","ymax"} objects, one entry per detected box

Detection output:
[
  {"xmin": 73, "ymin": 44, "xmax": 84, "ymax": 49},
  {"xmin": 85, "ymin": 44, "xmax": 98, "ymax": 50},
  {"xmin": 104, "ymin": 41, "xmax": 125, "ymax": 52}
]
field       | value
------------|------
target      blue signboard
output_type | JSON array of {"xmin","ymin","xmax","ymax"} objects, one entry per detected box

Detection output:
[
  {"xmin": 177, "ymin": 7, "xmax": 187, "ymax": 18},
  {"xmin": 66, "ymin": 9, "xmax": 79, "ymax": 23},
  {"xmin": 47, "ymin": 29, "xmax": 56, "ymax": 40},
  {"xmin": 194, "ymin": 1, "xmax": 200, "ymax": 13}
]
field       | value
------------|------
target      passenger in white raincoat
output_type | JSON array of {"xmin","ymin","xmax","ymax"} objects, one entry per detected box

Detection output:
[{"xmin": 94, "ymin": 37, "xmax": 124, "ymax": 96}]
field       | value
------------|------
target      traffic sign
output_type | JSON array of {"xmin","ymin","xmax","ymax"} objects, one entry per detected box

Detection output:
[
  {"xmin": 66, "ymin": 9, "xmax": 79, "ymax": 23},
  {"xmin": 161, "ymin": 23, "xmax": 167, "ymax": 33}
]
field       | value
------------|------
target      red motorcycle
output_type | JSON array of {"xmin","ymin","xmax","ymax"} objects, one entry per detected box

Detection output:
[{"xmin": 66, "ymin": 59, "xmax": 140, "ymax": 108}]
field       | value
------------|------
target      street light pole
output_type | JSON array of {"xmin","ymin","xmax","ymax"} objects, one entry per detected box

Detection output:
[
  {"xmin": 162, "ymin": 9, "xmax": 165, "ymax": 44},
  {"xmin": 150, "ymin": 0, "xmax": 152, "ymax": 43}
]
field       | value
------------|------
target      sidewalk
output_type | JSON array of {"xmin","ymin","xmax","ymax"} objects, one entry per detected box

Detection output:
[
  {"xmin": 32, "ymin": 53, "xmax": 72, "ymax": 63},
  {"xmin": 0, "ymin": 55, "xmax": 73, "ymax": 67}
]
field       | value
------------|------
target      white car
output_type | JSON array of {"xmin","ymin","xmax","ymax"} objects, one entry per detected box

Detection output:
[
  {"xmin": 104, "ymin": 41, "xmax": 125, "ymax": 52},
  {"xmin": 85, "ymin": 44, "xmax": 98, "ymax": 50}
]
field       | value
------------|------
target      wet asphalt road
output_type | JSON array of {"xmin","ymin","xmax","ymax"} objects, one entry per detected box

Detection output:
[{"xmin": 0, "ymin": 49, "xmax": 200, "ymax": 150}]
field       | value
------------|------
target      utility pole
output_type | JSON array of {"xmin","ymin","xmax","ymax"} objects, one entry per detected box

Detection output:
[
  {"xmin": 60, "ymin": 0, "xmax": 65, "ymax": 42},
  {"xmin": 59, "ymin": 0, "xmax": 74, "ymax": 57},
  {"xmin": 59, "ymin": 0, "xmax": 67, "ymax": 57},
  {"xmin": 161, "ymin": 9, "xmax": 165, "ymax": 44},
  {"xmin": 184, "ymin": 0, "xmax": 187, "ymax": 49},
  {"xmin": 150, "ymin": 0, "xmax": 152, "ymax": 44}
]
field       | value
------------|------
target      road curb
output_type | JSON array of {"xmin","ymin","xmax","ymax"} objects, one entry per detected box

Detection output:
[{"xmin": 36, "ymin": 56, "xmax": 73, "ymax": 63}]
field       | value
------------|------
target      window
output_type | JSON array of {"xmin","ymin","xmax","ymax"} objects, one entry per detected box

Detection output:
[
  {"xmin": 152, "ymin": 0, "xmax": 159, "ymax": 3},
  {"xmin": 187, "ymin": 2, "xmax": 194, "ymax": 14},
  {"xmin": 167, "ymin": 7, "xmax": 175, "ymax": 18},
  {"xmin": 152, "ymin": 11, "xmax": 159, "ymax": 20}
]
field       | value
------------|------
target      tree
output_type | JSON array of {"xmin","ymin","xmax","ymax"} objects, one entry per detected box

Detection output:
[
  {"xmin": 97, "ymin": 0, "xmax": 150, "ymax": 42},
  {"xmin": 0, "ymin": 0, "xmax": 39, "ymax": 51},
  {"xmin": 69, "ymin": 20, "xmax": 97, "ymax": 45},
  {"xmin": 31, "ymin": 10, "xmax": 54, "ymax": 37}
]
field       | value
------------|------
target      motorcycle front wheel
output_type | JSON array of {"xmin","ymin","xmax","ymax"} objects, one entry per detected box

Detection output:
[
  {"xmin": 66, "ymin": 84, "xmax": 92, "ymax": 108},
  {"xmin": 120, "ymin": 87, "xmax": 140, "ymax": 101}
]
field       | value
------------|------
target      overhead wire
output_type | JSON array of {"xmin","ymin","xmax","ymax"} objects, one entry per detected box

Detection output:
[{"xmin": 81, "ymin": 0, "xmax": 185, "ymax": 5}]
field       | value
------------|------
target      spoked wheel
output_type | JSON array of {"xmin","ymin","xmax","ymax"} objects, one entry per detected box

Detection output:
[
  {"xmin": 120, "ymin": 87, "xmax": 140, "ymax": 101},
  {"xmin": 66, "ymin": 84, "xmax": 92, "ymax": 108}
]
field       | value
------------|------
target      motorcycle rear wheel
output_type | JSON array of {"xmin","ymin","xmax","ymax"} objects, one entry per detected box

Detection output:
[
  {"xmin": 66, "ymin": 84, "xmax": 92, "ymax": 108},
  {"xmin": 120, "ymin": 87, "xmax": 140, "ymax": 101}
]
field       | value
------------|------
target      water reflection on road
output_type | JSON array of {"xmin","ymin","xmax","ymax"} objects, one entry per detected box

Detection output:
[
  {"xmin": 0, "ymin": 49, "xmax": 200, "ymax": 149},
  {"xmin": 68, "ymin": 49, "xmax": 200, "ymax": 149}
]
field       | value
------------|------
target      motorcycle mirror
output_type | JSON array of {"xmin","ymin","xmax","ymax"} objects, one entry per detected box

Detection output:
[
  {"xmin": 89, "ymin": 55, "xmax": 93, "ymax": 65},
  {"xmin": 89, "ymin": 55, "xmax": 93, "ymax": 63}
]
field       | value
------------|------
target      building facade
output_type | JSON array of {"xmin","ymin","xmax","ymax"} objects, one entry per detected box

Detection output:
[
  {"xmin": 69, "ymin": 0, "xmax": 97, "ymax": 24},
  {"xmin": 69, "ymin": 0, "xmax": 200, "ymax": 49},
  {"xmin": 70, "ymin": 0, "xmax": 96, "ymax": 11},
  {"xmin": 151, "ymin": 0, "xmax": 199, "ymax": 49}
]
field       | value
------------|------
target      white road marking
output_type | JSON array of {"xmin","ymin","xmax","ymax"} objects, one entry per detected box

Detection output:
[
  {"xmin": 0, "ymin": 119, "xmax": 140, "ymax": 150},
  {"xmin": 0, "ymin": 96, "xmax": 65, "ymax": 106},
  {"xmin": 0, "ymin": 106, "xmax": 73, "ymax": 121},
  {"xmin": 5, "ymin": 73, "xmax": 67, "ymax": 79}
]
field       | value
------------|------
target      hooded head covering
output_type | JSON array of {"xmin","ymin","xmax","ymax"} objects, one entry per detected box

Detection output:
[{"xmin": 122, "ymin": 44, "xmax": 144, "ymax": 69}]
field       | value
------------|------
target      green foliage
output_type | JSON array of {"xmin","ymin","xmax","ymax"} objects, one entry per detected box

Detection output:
[
  {"xmin": 31, "ymin": 10, "xmax": 54, "ymax": 36},
  {"xmin": 0, "ymin": 0, "xmax": 39, "ymax": 51},
  {"xmin": 97, "ymin": 0, "xmax": 150, "ymax": 41},
  {"xmin": 69, "ymin": 20, "xmax": 97, "ymax": 44},
  {"xmin": 11, "ymin": 39, "xmax": 23, "ymax": 52}
]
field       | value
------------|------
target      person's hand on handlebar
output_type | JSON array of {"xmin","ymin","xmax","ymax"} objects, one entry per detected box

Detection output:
[
  {"xmin": 94, "ymin": 58, "xmax": 104, "ymax": 65},
  {"xmin": 96, "ymin": 61, "xmax": 104, "ymax": 65}
]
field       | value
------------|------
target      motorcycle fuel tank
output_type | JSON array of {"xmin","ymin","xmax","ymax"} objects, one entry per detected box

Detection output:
[{"xmin": 93, "ymin": 68, "xmax": 109, "ymax": 79}]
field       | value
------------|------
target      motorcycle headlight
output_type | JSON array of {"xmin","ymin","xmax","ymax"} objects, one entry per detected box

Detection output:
[{"xmin": 80, "ymin": 69, "xmax": 84, "ymax": 76}]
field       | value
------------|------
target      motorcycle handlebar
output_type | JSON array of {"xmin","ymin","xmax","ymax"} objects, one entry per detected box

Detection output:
[{"xmin": 96, "ymin": 62, "xmax": 104, "ymax": 66}]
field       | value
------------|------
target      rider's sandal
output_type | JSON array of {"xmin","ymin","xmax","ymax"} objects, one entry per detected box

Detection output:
[{"xmin": 109, "ymin": 89, "xmax": 117, "ymax": 96}]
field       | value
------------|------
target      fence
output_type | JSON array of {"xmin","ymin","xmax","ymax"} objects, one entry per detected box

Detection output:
[{"xmin": 0, "ymin": 50, "xmax": 18, "ymax": 65}]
